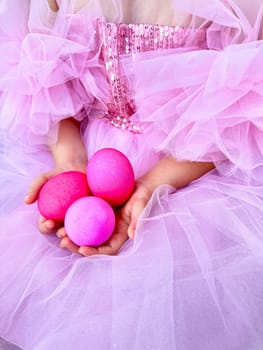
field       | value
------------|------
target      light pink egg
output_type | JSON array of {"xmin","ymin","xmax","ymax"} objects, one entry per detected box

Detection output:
[
  {"xmin": 37, "ymin": 171, "xmax": 90, "ymax": 222},
  {"xmin": 64, "ymin": 196, "xmax": 116, "ymax": 246},
  {"xmin": 87, "ymin": 148, "xmax": 135, "ymax": 206}
]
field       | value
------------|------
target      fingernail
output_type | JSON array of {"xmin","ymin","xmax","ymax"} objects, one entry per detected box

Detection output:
[
  {"xmin": 46, "ymin": 221, "xmax": 54, "ymax": 229},
  {"xmin": 59, "ymin": 240, "xmax": 66, "ymax": 249},
  {"xmin": 128, "ymin": 229, "xmax": 135, "ymax": 240},
  {"xmin": 78, "ymin": 248, "xmax": 87, "ymax": 256},
  {"xmin": 24, "ymin": 195, "xmax": 30, "ymax": 202}
]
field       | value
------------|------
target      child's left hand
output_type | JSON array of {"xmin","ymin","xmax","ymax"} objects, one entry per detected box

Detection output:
[
  {"xmin": 58, "ymin": 157, "xmax": 214, "ymax": 256},
  {"xmin": 58, "ymin": 182, "xmax": 152, "ymax": 256}
]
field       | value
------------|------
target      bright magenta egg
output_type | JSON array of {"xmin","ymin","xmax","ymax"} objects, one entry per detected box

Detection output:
[
  {"xmin": 87, "ymin": 148, "xmax": 135, "ymax": 206},
  {"xmin": 37, "ymin": 171, "xmax": 90, "ymax": 222},
  {"xmin": 64, "ymin": 196, "xmax": 115, "ymax": 246}
]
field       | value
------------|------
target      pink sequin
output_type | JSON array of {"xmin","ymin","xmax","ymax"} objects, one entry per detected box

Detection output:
[{"xmin": 98, "ymin": 19, "xmax": 207, "ymax": 133}]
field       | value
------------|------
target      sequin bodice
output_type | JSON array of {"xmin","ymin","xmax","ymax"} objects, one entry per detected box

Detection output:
[{"xmin": 98, "ymin": 19, "xmax": 207, "ymax": 133}]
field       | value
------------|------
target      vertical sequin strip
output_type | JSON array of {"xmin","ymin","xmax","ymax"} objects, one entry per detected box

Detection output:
[
  {"xmin": 98, "ymin": 19, "xmax": 207, "ymax": 133},
  {"xmin": 99, "ymin": 20, "xmax": 140, "ymax": 133}
]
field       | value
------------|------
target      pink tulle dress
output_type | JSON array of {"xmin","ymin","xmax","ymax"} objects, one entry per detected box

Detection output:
[{"xmin": 1, "ymin": 1, "xmax": 263, "ymax": 349}]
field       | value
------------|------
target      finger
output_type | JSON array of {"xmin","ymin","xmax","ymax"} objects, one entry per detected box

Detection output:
[
  {"xmin": 79, "ymin": 231, "xmax": 129, "ymax": 257},
  {"xmin": 56, "ymin": 227, "xmax": 67, "ymax": 239},
  {"xmin": 59, "ymin": 237, "xmax": 80, "ymax": 254},
  {"xmin": 78, "ymin": 246, "xmax": 99, "ymax": 256},
  {"xmin": 38, "ymin": 215, "xmax": 56, "ymax": 234},
  {"xmin": 99, "ymin": 229, "xmax": 129, "ymax": 255},
  {"xmin": 127, "ymin": 199, "xmax": 146, "ymax": 240},
  {"xmin": 79, "ymin": 226, "xmax": 129, "ymax": 257},
  {"xmin": 25, "ymin": 174, "xmax": 50, "ymax": 204}
]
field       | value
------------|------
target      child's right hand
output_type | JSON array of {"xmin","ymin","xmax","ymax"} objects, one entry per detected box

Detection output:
[
  {"xmin": 24, "ymin": 165, "xmax": 86, "ymax": 234},
  {"xmin": 26, "ymin": 118, "xmax": 88, "ymax": 234}
]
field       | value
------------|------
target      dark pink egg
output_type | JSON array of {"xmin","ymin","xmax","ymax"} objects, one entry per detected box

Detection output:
[
  {"xmin": 37, "ymin": 171, "xmax": 90, "ymax": 222},
  {"xmin": 64, "ymin": 196, "xmax": 116, "ymax": 246},
  {"xmin": 87, "ymin": 148, "xmax": 135, "ymax": 206}
]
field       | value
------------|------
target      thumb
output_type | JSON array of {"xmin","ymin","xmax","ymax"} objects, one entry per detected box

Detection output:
[
  {"xmin": 127, "ymin": 199, "xmax": 146, "ymax": 240},
  {"xmin": 25, "ymin": 174, "xmax": 50, "ymax": 204}
]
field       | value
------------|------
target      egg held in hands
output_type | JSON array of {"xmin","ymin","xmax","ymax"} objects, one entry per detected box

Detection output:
[
  {"xmin": 64, "ymin": 196, "xmax": 116, "ymax": 246},
  {"xmin": 37, "ymin": 171, "xmax": 90, "ymax": 222},
  {"xmin": 87, "ymin": 148, "xmax": 135, "ymax": 206}
]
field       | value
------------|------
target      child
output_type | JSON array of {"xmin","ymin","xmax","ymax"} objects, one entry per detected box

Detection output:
[{"xmin": 0, "ymin": 0, "xmax": 263, "ymax": 349}]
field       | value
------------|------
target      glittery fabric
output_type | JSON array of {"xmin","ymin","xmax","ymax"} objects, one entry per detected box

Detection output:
[{"xmin": 98, "ymin": 19, "xmax": 207, "ymax": 133}]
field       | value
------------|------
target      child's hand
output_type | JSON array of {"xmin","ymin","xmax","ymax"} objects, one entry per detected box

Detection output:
[
  {"xmin": 25, "ymin": 164, "xmax": 87, "ymax": 234},
  {"xmin": 58, "ymin": 182, "xmax": 152, "ymax": 256}
]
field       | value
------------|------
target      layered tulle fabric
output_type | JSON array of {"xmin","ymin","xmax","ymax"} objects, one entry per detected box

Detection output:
[
  {"xmin": 1, "ymin": 1, "xmax": 263, "ymax": 350},
  {"xmin": 0, "ymin": 0, "xmax": 109, "ymax": 146},
  {"xmin": 124, "ymin": 40, "xmax": 263, "ymax": 180},
  {"xmin": 1, "ymin": 161, "xmax": 263, "ymax": 350}
]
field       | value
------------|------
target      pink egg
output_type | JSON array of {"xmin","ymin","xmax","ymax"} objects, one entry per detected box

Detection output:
[
  {"xmin": 37, "ymin": 171, "xmax": 90, "ymax": 222},
  {"xmin": 64, "ymin": 196, "xmax": 116, "ymax": 246},
  {"xmin": 87, "ymin": 148, "xmax": 135, "ymax": 206}
]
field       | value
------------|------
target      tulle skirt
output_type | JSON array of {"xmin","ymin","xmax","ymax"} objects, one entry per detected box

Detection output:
[{"xmin": 1, "ymin": 121, "xmax": 263, "ymax": 350}]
